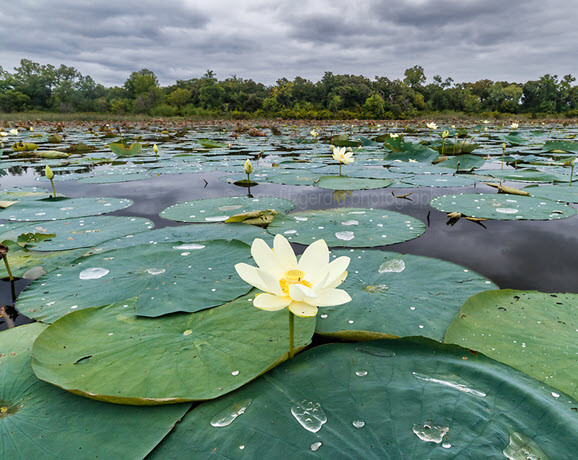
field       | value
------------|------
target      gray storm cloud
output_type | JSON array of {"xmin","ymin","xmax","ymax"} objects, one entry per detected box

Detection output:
[{"xmin": 0, "ymin": 0, "xmax": 576, "ymax": 86}]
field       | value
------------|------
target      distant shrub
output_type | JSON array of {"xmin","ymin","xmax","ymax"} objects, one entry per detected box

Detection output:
[{"xmin": 151, "ymin": 104, "xmax": 178, "ymax": 117}]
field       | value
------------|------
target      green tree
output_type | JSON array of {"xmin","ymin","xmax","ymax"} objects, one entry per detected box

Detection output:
[
  {"xmin": 403, "ymin": 65, "xmax": 426, "ymax": 89},
  {"xmin": 363, "ymin": 94, "xmax": 386, "ymax": 118},
  {"xmin": 124, "ymin": 69, "xmax": 159, "ymax": 99}
]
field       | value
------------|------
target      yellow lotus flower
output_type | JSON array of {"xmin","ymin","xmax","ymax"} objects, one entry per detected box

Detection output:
[
  {"xmin": 0, "ymin": 132, "xmax": 7, "ymax": 137},
  {"xmin": 244, "ymin": 158, "xmax": 253, "ymax": 175},
  {"xmin": 483, "ymin": 120, "xmax": 490, "ymax": 124},
  {"xmin": 426, "ymin": 122, "xmax": 438, "ymax": 130},
  {"xmin": 510, "ymin": 123, "xmax": 519, "ymax": 129},
  {"xmin": 310, "ymin": 129, "xmax": 318, "ymax": 138},
  {"xmin": 332, "ymin": 146, "xmax": 354, "ymax": 164},
  {"xmin": 153, "ymin": 144, "xmax": 159, "ymax": 154},
  {"xmin": 9, "ymin": 129, "xmax": 18, "ymax": 135},
  {"xmin": 390, "ymin": 133, "xmax": 399, "ymax": 138},
  {"xmin": 235, "ymin": 235, "xmax": 351, "ymax": 317},
  {"xmin": 441, "ymin": 130, "xmax": 449, "ymax": 138},
  {"xmin": 44, "ymin": 165, "xmax": 54, "ymax": 180}
]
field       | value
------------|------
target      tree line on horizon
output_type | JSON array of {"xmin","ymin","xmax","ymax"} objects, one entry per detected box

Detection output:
[{"xmin": 1, "ymin": 59, "xmax": 577, "ymax": 119}]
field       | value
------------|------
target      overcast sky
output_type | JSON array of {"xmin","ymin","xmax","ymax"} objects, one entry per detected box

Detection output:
[{"xmin": 1, "ymin": 0, "xmax": 577, "ymax": 87}]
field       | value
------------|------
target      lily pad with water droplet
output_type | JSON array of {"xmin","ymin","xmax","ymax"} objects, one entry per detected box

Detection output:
[
  {"xmin": 0, "ymin": 186, "xmax": 59, "ymax": 201},
  {"xmin": 148, "ymin": 338, "xmax": 577, "ymax": 459},
  {"xmin": 90, "ymin": 223, "xmax": 270, "ymax": 253},
  {"xmin": 77, "ymin": 173, "xmax": 150, "ymax": 183},
  {"xmin": 435, "ymin": 154, "xmax": 486, "ymax": 170},
  {"xmin": 445, "ymin": 289, "xmax": 578, "ymax": 399},
  {"xmin": 0, "ymin": 323, "xmax": 190, "ymax": 457},
  {"xmin": 399, "ymin": 174, "xmax": 478, "ymax": 188},
  {"xmin": 160, "ymin": 196, "xmax": 295, "ymax": 223},
  {"xmin": 16, "ymin": 240, "xmax": 253, "ymax": 321},
  {"xmin": 0, "ymin": 216, "xmax": 154, "ymax": 251},
  {"xmin": 267, "ymin": 208, "xmax": 425, "ymax": 247},
  {"xmin": 481, "ymin": 168, "xmax": 561, "ymax": 183},
  {"xmin": 0, "ymin": 197, "xmax": 133, "ymax": 221},
  {"xmin": 314, "ymin": 176, "xmax": 393, "ymax": 190},
  {"xmin": 316, "ymin": 250, "xmax": 496, "ymax": 341},
  {"xmin": 31, "ymin": 295, "xmax": 315, "ymax": 404},
  {"xmin": 523, "ymin": 183, "xmax": 578, "ymax": 203},
  {"xmin": 264, "ymin": 171, "xmax": 322, "ymax": 186},
  {"xmin": 430, "ymin": 193, "xmax": 577, "ymax": 220},
  {"xmin": 0, "ymin": 242, "xmax": 85, "ymax": 279}
]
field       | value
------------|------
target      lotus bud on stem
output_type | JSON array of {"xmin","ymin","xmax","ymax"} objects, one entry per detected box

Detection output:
[
  {"xmin": 244, "ymin": 158, "xmax": 253, "ymax": 182},
  {"xmin": 441, "ymin": 130, "xmax": 449, "ymax": 155},
  {"xmin": 501, "ymin": 143, "xmax": 507, "ymax": 169},
  {"xmin": 45, "ymin": 165, "xmax": 56, "ymax": 198}
]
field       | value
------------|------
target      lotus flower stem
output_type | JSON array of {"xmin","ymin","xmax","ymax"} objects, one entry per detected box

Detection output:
[
  {"xmin": 570, "ymin": 163, "xmax": 574, "ymax": 186},
  {"xmin": 288, "ymin": 310, "xmax": 295, "ymax": 359},
  {"xmin": 339, "ymin": 164, "xmax": 342, "ymax": 175},
  {"xmin": 3, "ymin": 257, "xmax": 14, "ymax": 282}
]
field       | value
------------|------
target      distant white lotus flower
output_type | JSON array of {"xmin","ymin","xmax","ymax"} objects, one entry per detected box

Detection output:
[
  {"xmin": 426, "ymin": 122, "xmax": 438, "ymax": 130},
  {"xmin": 510, "ymin": 123, "xmax": 519, "ymax": 129},
  {"xmin": 332, "ymin": 146, "xmax": 354, "ymax": 165}
]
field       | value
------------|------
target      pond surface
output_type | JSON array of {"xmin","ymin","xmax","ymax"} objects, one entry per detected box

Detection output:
[{"xmin": 1, "ymin": 121, "xmax": 577, "ymax": 329}]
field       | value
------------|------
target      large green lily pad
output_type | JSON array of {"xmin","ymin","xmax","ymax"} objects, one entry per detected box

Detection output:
[
  {"xmin": 1, "ymin": 197, "xmax": 133, "ymax": 221},
  {"xmin": 524, "ymin": 183, "xmax": 578, "ymax": 203},
  {"xmin": 77, "ymin": 172, "xmax": 150, "ymax": 183},
  {"xmin": 0, "ymin": 216, "xmax": 154, "ymax": 251},
  {"xmin": 0, "ymin": 242, "xmax": 85, "ymax": 279},
  {"xmin": 316, "ymin": 250, "xmax": 496, "ymax": 341},
  {"xmin": 16, "ymin": 240, "xmax": 253, "ymax": 321},
  {"xmin": 160, "ymin": 196, "xmax": 295, "ymax": 223},
  {"xmin": 265, "ymin": 171, "xmax": 321, "ymax": 186},
  {"xmin": 149, "ymin": 338, "xmax": 578, "ymax": 459},
  {"xmin": 385, "ymin": 144, "xmax": 439, "ymax": 163},
  {"xmin": 0, "ymin": 186, "xmax": 58, "ymax": 201},
  {"xmin": 0, "ymin": 324, "xmax": 190, "ymax": 458},
  {"xmin": 32, "ymin": 296, "xmax": 315, "ymax": 404},
  {"xmin": 399, "ymin": 174, "xmax": 477, "ymax": 188},
  {"xmin": 542, "ymin": 140, "xmax": 578, "ymax": 153},
  {"xmin": 445, "ymin": 289, "xmax": 578, "ymax": 399},
  {"xmin": 435, "ymin": 154, "xmax": 486, "ymax": 170},
  {"xmin": 482, "ymin": 168, "xmax": 561, "ymax": 183},
  {"xmin": 314, "ymin": 175, "xmax": 392, "ymax": 190},
  {"xmin": 91, "ymin": 223, "xmax": 270, "ymax": 253},
  {"xmin": 268, "ymin": 208, "xmax": 425, "ymax": 247},
  {"xmin": 430, "ymin": 193, "xmax": 577, "ymax": 220}
]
